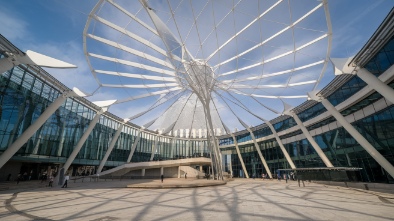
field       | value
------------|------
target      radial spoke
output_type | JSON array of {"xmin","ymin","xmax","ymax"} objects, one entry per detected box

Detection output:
[
  {"xmin": 228, "ymin": 88, "xmax": 307, "ymax": 99},
  {"xmin": 94, "ymin": 70, "xmax": 176, "ymax": 82},
  {"xmin": 214, "ymin": 3, "xmax": 324, "ymax": 70},
  {"xmin": 229, "ymin": 80, "xmax": 316, "ymax": 89},
  {"xmin": 128, "ymin": 89, "xmax": 186, "ymax": 120},
  {"xmin": 89, "ymin": 53, "xmax": 176, "ymax": 76},
  {"xmin": 87, "ymin": 34, "xmax": 174, "ymax": 69},
  {"xmin": 92, "ymin": 15, "xmax": 181, "ymax": 61},
  {"xmin": 218, "ymin": 34, "xmax": 328, "ymax": 77},
  {"xmin": 101, "ymin": 83, "xmax": 179, "ymax": 89},
  {"xmin": 106, "ymin": 0, "xmax": 159, "ymax": 35},
  {"xmin": 221, "ymin": 60, "xmax": 324, "ymax": 83},
  {"xmin": 114, "ymin": 87, "xmax": 182, "ymax": 104},
  {"xmin": 206, "ymin": 0, "xmax": 283, "ymax": 61}
]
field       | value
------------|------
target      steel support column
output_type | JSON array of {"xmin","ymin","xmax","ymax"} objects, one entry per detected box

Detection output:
[
  {"xmin": 265, "ymin": 121, "xmax": 297, "ymax": 169},
  {"xmin": 356, "ymin": 67, "xmax": 394, "ymax": 105},
  {"xmin": 230, "ymin": 134, "xmax": 249, "ymax": 178},
  {"xmin": 291, "ymin": 112, "xmax": 334, "ymax": 167},
  {"xmin": 320, "ymin": 97, "xmax": 394, "ymax": 178},
  {"xmin": 170, "ymin": 138, "xmax": 176, "ymax": 159},
  {"xmin": 62, "ymin": 109, "xmax": 104, "ymax": 173},
  {"xmin": 97, "ymin": 122, "xmax": 124, "ymax": 174},
  {"xmin": 150, "ymin": 135, "xmax": 159, "ymax": 161},
  {"xmin": 246, "ymin": 128, "xmax": 272, "ymax": 178},
  {"xmin": 0, "ymin": 91, "xmax": 74, "ymax": 169},
  {"xmin": 127, "ymin": 129, "xmax": 142, "ymax": 163}
]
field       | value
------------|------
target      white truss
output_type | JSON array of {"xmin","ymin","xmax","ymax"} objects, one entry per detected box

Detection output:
[{"xmin": 83, "ymin": 0, "xmax": 332, "ymax": 137}]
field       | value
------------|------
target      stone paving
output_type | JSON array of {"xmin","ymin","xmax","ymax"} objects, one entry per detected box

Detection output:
[{"xmin": 0, "ymin": 179, "xmax": 393, "ymax": 221}]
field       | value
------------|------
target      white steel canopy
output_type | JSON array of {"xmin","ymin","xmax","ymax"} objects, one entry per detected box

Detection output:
[{"xmin": 83, "ymin": 0, "xmax": 332, "ymax": 136}]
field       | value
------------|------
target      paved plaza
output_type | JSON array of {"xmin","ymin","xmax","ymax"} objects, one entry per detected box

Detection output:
[{"xmin": 0, "ymin": 179, "xmax": 393, "ymax": 221}]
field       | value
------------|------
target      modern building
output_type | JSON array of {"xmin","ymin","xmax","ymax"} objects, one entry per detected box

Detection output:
[
  {"xmin": 219, "ymin": 8, "xmax": 394, "ymax": 183},
  {"xmin": 0, "ymin": 3, "xmax": 393, "ymax": 183}
]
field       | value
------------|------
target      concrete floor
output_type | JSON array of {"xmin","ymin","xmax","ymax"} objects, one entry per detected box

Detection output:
[{"xmin": 0, "ymin": 179, "xmax": 393, "ymax": 221}]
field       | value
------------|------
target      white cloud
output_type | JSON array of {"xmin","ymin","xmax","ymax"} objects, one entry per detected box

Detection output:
[{"xmin": 0, "ymin": 7, "xmax": 28, "ymax": 42}]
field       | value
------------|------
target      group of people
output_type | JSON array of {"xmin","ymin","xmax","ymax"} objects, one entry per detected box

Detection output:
[
  {"xmin": 14, "ymin": 171, "xmax": 70, "ymax": 188},
  {"xmin": 15, "ymin": 171, "xmax": 33, "ymax": 184},
  {"xmin": 276, "ymin": 172, "xmax": 296, "ymax": 181},
  {"xmin": 257, "ymin": 172, "xmax": 296, "ymax": 181},
  {"xmin": 14, "ymin": 171, "xmax": 34, "ymax": 184}
]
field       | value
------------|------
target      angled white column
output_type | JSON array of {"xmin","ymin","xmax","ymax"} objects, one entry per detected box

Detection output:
[
  {"xmin": 230, "ymin": 133, "xmax": 249, "ymax": 178},
  {"xmin": 97, "ymin": 120, "xmax": 127, "ymax": 174},
  {"xmin": 317, "ymin": 95, "xmax": 394, "ymax": 178},
  {"xmin": 170, "ymin": 138, "xmax": 176, "ymax": 159},
  {"xmin": 62, "ymin": 108, "xmax": 105, "ymax": 173},
  {"xmin": 228, "ymin": 155, "xmax": 233, "ymax": 177},
  {"xmin": 265, "ymin": 121, "xmax": 297, "ymax": 169},
  {"xmin": 285, "ymin": 109, "xmax": 334, "ymax": 167},
  {"xmin": 0, "ymin": 90, "xmax": 75, "ymax": 169},
  {"xmin": 127, "ymin": 129, "xmax": 143, "ymax": 163},
  {"xmin": 246, "ymin": 128, "xmax": 272, "ymax": 178},
  {"xmin": 356, "ymin": 68, "xmax": 394, "ymax": 104},
  {"xmin": 332, "ymin": 58, "xmax": 394, "ymax": 105},
  {"xmin": 150, "ymin": 135, "xmax": 159, "ymax": 161}
]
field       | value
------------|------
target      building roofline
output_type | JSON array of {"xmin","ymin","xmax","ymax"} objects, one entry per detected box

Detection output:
[
  {"xmin": 0, "ymin": 34, "xmax": 24, "ymax": 55},
  {"xmin": 350, "ymin": 7, "xmax": 394, "ymax": 67}
]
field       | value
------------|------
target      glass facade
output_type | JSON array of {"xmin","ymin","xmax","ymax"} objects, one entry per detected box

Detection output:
[
  {"xmin": 0, "ymin": 64, "xmax": 210, "ymax": 175},
  {"xmin": 219, "ymin": 35, "xmax": 394, "ymax": 183},
  {"xmin": 1, "ymin": 12, "xmax": 394, "ymax": 184}
]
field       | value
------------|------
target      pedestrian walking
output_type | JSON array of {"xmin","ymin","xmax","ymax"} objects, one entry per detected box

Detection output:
[
  {"xmin": 41, "ymin": 173, "xmax": 47, "ymax": 183},
  {"xmin": 48, "ymin": 176, "xmax": 54, "ymax": 187},
  {"xmin": 62, "ymin": 174, "xmax": 69, "ymax": 188},
  {"xmin": 185, "ymin": 172, "xmax": 187, "ymax": 179},
  {"xmin": 29, "ymin": 171, "xmax": 33, "ymax": 180},
  {"xmin": 161, "ymin": 174, "xmax": 164, "ymax": 183},
  {"xmin": 16, "ymin": 173, "xmax": 21, "ymax": 184}
]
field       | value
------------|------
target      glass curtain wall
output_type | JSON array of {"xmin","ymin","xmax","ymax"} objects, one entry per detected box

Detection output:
[{"xmin": 0, "ymin": 65, "xmax": 210, "ymax": 169}]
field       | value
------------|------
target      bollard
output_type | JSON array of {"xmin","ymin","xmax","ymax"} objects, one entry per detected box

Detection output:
[{"xmin": 364, "ymin": 184, "xmax": 369, "ymax": 190}]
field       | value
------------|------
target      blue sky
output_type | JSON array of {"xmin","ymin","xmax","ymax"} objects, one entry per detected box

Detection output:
[{"xmin": 1, "ymin": 0, "xmax": 393, "ymax": 133}]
